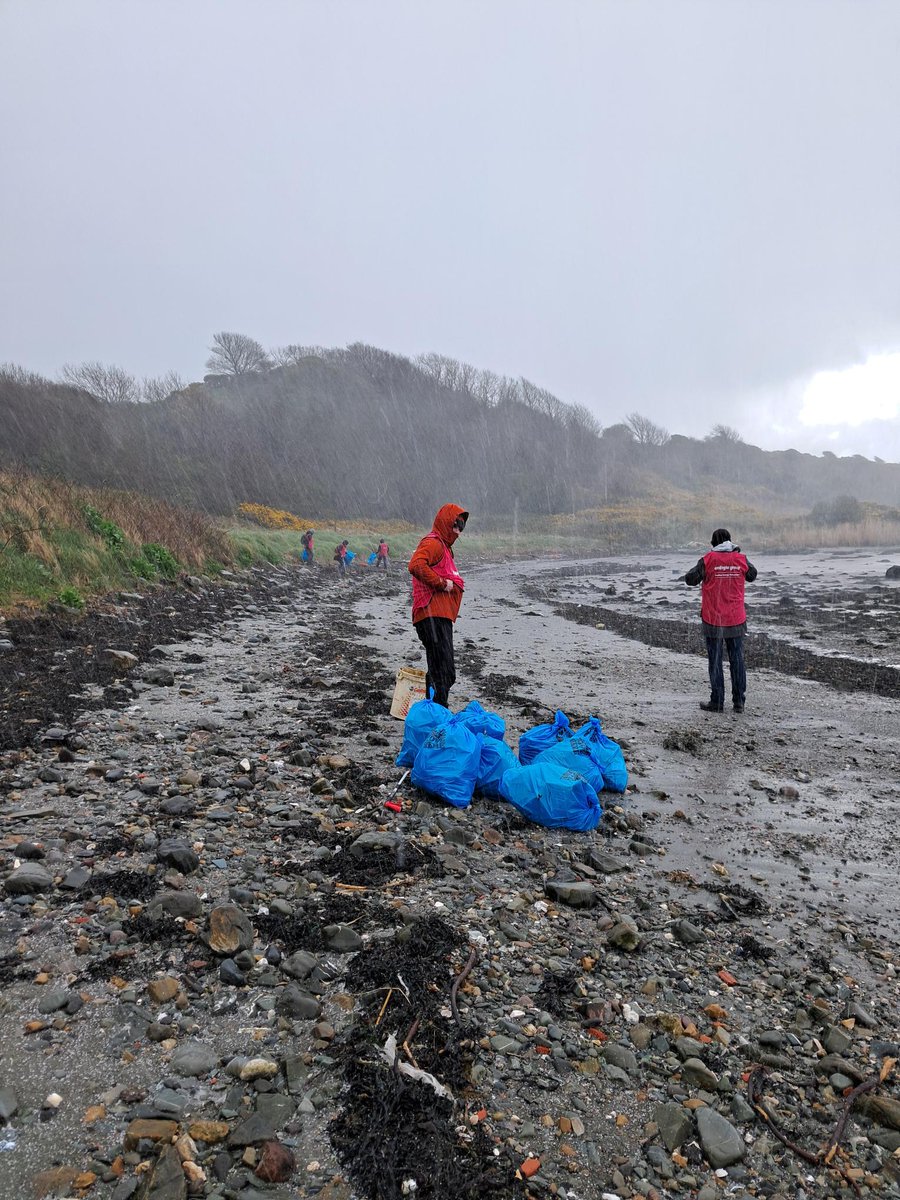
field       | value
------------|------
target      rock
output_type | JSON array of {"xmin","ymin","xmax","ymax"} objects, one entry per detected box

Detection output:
[
  {"xmin": 695, "ymin": 1107, "xmax": 745, "ymax": 1167},
  {"xmin": 37, "ymin": 989, "xmax": 70, "ymax": 1014},
  {"xmin": 275, "ymin": 985, "xmax": 320, "ymax": 1021},
  {"xmin": 681, "ymin": 1057, "xmax": 719, "ymax": 1089},
  {"xmin": 654, "ymin": 1102, "xmax": 692, "ymax": 1151},
  {"xmin": 105, "ymin": 649, "xmax": 139, "ymax": 669},
  {"xmin": 219, "ymin": 959, "xmax": 247, "ymax": 986},
  {"xmin": 602, "ymin": 1043, "xmax": 638, "ymax": 1075},
  {"xmin": 188, "ymin": 1120, "xmax": 230, "ymax": 1143},
  {"xmin": 144, "ymin": 666, "xmax": 176, "ymax": 686},
  {"xmin": 824, "ymin": 1025, "xmax": 852, "ymax": 1055},
  {"xmin": 239, "ymin": 1058, "xmax": 279, "ymax": 1081},
  {"xmin": 228, "ymin": 1111, "xmax": 278, "ymax": 1147},
  {"xmin": 607, "ymin": 918, "xmax": 642, "ymax": 951},
  {"xmin": 255, "ymin": 1140, "xmax": 296, "ymax": 1183},
  {"xmin": 123, "ymin": 1118, "xmax": 179, "ymax": 1150},
  {"xmin": 347, "ymin": 830, "xmax": 404, "ymax": 858},
  {"xmin": 149, "ymin": 890, "xmax": 202, "ymax": 919},
  {"xmin": 208, "ymin": 903, "xmax": 254, "ymax": 955},
  {"xmin": 0, "ymin": 1087, "xmax": 19, "ymax": 1121},
  {"xmin": 885, "ymin": 565, "xmax": 900, "ymax": 579},
  {"xmin": 858, "ymin": 1095, "xmax": 900, "ymax": 1131},
  {"xmin": 282, "ymin": 950, "xmax": 318, "ymax": 980},
  {"xmin": 545, "ymin": 879, "xmax": 598, "ymax": 908},
  {"xmin": 323, "ymin": 924, "xmax": 363, "ymax": 952},
  {"xmin": 672, "ymin": 919, "xmax": 704, "ymax": 945},
  {"xmin": 169, "ymin": 1041, "xmax": 218, "ymax": 1078},
  {"xmin": 140, "ymin": 1142, "xmax": 186, "ymax": 1199},
  {"xmin": 156, "ymin": 839, "xmax": 199, "ymax": 873},
  {"xmin": 4, "ymin": 862, "xmax": 53, "ymax": 895},
  {"xmin": 147, "ymin": 977, "xmax": 180, "ymax": 1005}
]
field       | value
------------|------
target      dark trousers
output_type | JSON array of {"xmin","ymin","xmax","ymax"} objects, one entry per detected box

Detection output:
[
  {"xmin": 415, "ymin": 616, "xmax": 456, "ymax": 708},
  {"xmin": 706, "ymin": 636, "xmax": 746, "ymax": 708}
]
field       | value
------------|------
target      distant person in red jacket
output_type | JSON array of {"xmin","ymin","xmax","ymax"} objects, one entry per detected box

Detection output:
[
  {"xmin": 683, "ymin": 528, "xmax": 758, "ymax": 713},
  {"xmin": 375, "ymin": 538, "xmax": 390, "ymax": 570},
  {"xmin": 300, "ymin": 530, "xmax": 314, "ymax": 564},
  {"xmin": 408, "ymin": 504, "xmax": 468, "ymax": 708}
]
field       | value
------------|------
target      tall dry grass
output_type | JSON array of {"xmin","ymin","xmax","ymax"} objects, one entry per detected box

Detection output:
[{"xmin": 0, "ymin": 467, "xmax": 230, "ymax": 569}]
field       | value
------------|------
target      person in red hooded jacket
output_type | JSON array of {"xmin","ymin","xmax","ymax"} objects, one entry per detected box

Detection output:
[
  {"xmin": 408, "ymin": 503, "xmax": 468, "ymax": 708},
  {"xmin": 684, "ymin": 528, "xmax": 758, "ymax": 713}
]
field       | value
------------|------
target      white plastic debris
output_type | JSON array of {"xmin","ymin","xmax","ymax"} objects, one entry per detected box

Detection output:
[{"xmin": 381, "ymin": 1034, "xmax": 453, "ymax": 1100}]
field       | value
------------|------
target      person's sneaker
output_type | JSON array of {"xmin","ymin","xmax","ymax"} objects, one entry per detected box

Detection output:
[
  {"xmin": 699, "ymin": 701, "xmax": 724, "ymax": 712},
  {"xmin": 733, "ymin": 703, "xmax": 745, "ymax": 713}
]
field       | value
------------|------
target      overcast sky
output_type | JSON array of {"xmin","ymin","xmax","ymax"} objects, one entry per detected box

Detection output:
[{"xmin": 2, "ymin": 0, "xmax": 899, "ymax": 460}]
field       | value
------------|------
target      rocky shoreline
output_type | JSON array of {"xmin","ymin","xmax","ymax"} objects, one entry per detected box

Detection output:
[{"xmin": 0, "ymin": 561, "xmax": 898, "ymax": 1200}]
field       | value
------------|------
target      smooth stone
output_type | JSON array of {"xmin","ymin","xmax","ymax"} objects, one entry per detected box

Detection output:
[
  {"xmin": 323, "ymin": 924, "xmax": 362, "ymax": 952},
  {"xmin": 156, "ymin": 839, "xmax": 200, "ymax": 874},
  {"xmin": 654, "ymin": 1101, "xmax": 693, "ymax": 1151},
  {"xmin": 4, "ymin": 863, "xmax": 53, "ymax": 895},
  {"xmin": 149, "ymin": 891, "xmax": 203, "ymax": 919},
  {"xmin": 169, "ymin": 1042, "xmax": 218, "ymax": 1078},
  {"xmin": 603, "ymin": 1043, "xmax": 638, "ymax": 1075},
  {"xmin": 282, "ymin": 950, "xmax": 318, "ymax": 980},
  {"xmin": 607, "ymin": 918, "xmax": 642, "ymax": 951},
  {"xmin": 228, "ymin": 1111, "xmax": 278, "ymax": 1147},
  {"xmin": 545, "ymin": 879, "xmax": 598, "ymax": 908},
  {"xmin": 208, "ymin": 904, "xmax": 254, "ymax": 955},
  {"xmin": 682, "ymin": 1058, "xmax": 719, "ymax": 1089},
  {"xmin": 275, "ymin": 985, "xmax": 320, "ymax": 1020},
  {"xmin": 696, "ymin": 1106, "xmax": 745, "ymax": 1167}
]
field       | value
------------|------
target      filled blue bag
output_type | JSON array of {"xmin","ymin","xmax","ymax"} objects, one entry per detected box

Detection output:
[
  {"xmin": 574, "ymin": 717, "xmax": 628, "ymax": 792},
  {"xmin": 345, "ymin": 550, "xmax": 356, "ymax": 562},
  {"xmin": 476, "ymin": 737, "xmax": 519, "ymax": 798},
  {"xmin": 458, "ymin": 699, "xmax": 506, "ymax": 741},
  {"xmin": 301, "ymin": 548, "xmax": 309, "ymax": 561},
  {"xmin": 395, "ymin": 690, "xmax": 451, "ymax": 768},
  {"xmin": 534, "ymin": 736, "xmax": 606, "ymax": 796},
  {"xmin": 518, "ymin": 710, "xmax": 572, "ymax": 765},
  {"xmin": 367, "ymin": 552, "xmax": 378, "ymax": 564},
  {"xmin": 411, "ymin": 715, "xmax": 482, "ymax": 809},
  {"xmin": 499, "ymin": 761, "xmax": 601, "ymax": 831}
]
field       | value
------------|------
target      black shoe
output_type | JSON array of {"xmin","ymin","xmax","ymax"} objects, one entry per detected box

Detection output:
[
  {"xmin": 699, "ymin": 701, "xmax": 724, "ymax": 712},
  {"xmin": 733, "ymin": 703, "xmax": 744, "ymax": 713}
]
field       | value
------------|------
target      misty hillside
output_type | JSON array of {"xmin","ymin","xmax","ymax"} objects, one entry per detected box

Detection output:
[{"xmin": 2, "ymin": 344, "xmax": 899, "ymax": 522}]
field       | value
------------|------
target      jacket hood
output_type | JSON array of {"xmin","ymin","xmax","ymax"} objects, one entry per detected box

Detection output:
[
  {"xmin": 432, "ymin": 503, "xmax": 468, "ymax": 546},
  {"xmin": 712, "ymin": 540, "xmax": 736, "ymax": 552}
]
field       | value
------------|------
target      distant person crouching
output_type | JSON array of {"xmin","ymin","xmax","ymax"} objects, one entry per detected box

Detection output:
[
  {"xmin": 408, "ymin": 504, "xmax": 467, "ymax": 709},
  {"xmin": 683, "ymin": 528, "xmax": 758, "ymax": 712}
]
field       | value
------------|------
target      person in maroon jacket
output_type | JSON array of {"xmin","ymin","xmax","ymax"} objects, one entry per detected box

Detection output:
[{"xmin": 683, "ymin": 528, "xmax": 758, "ymax": 713}]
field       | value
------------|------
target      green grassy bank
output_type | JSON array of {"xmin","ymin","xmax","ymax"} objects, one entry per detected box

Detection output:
[{"xmin": 3, "ymin": 472, "xmax": 899, "ymax": 614}]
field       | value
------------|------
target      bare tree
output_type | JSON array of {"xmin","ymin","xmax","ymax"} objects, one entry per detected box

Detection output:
[
  {"xmin": 141, "ymin": 371, "xmax": 185, "ymax": 403},
  {"xmin": 0, "ymin": 362, "xmax": 51, "ymax": 387},
  {"xmin": 706, "ymin": 423, "xmax": 743, "ymax": 443},
  {"xmin": 205, "ymin": 331, "xmax": 271, "ymax": 376},
  {"xmin": 60, "ymin": 361, "xmax": 140, "ymax": 403},
  {"xmin": 624, "ymin": 411, "xmax": 670, "ymax": 446},
  {"xmin": 271, "ymin": 343, "xmax": 328, "ymax": 367},
  {"xmin": 565, "ymin": 402, "xmax": 602, "ymax": 437}
]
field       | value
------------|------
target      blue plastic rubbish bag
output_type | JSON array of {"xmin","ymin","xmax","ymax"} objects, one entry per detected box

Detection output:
[
  {"xmin": 499, "ymin": 761, "xmax": 601, "ymax": 831},
  {"xmin": 534, "ymin": 736, "xmax": 606, "ymax": 796},
  {"xmin": 301, "ymin": 548, "xmax": 309, "ymax": 562},
  {"xmin": 574, "ymin": 717, "xmax": 628, "ymax": 792},
  {"xmin": 476, "ymin": 737, "xmax": 519, "ymax": 798},
  {"xmin": 411, "ymin": 715, "xmax": 482, "ymax": 808},
  {"xmin": 518, "ymin": 710, "xmax": 572, "ymax": 765},
  {"xmin": 345, "ymin": 550, "xmax": 356, "ymax": 563},
  {"xmin": 395, "ymin": 690, "xmax": 451, "ymax": 768},
  {"xmin": 367, "ymin": 551, "xmax": 378, "ymax": 564},
  {"xmin": 458, "ymin": 699, "xmax": 506, "ymax": 741}
]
